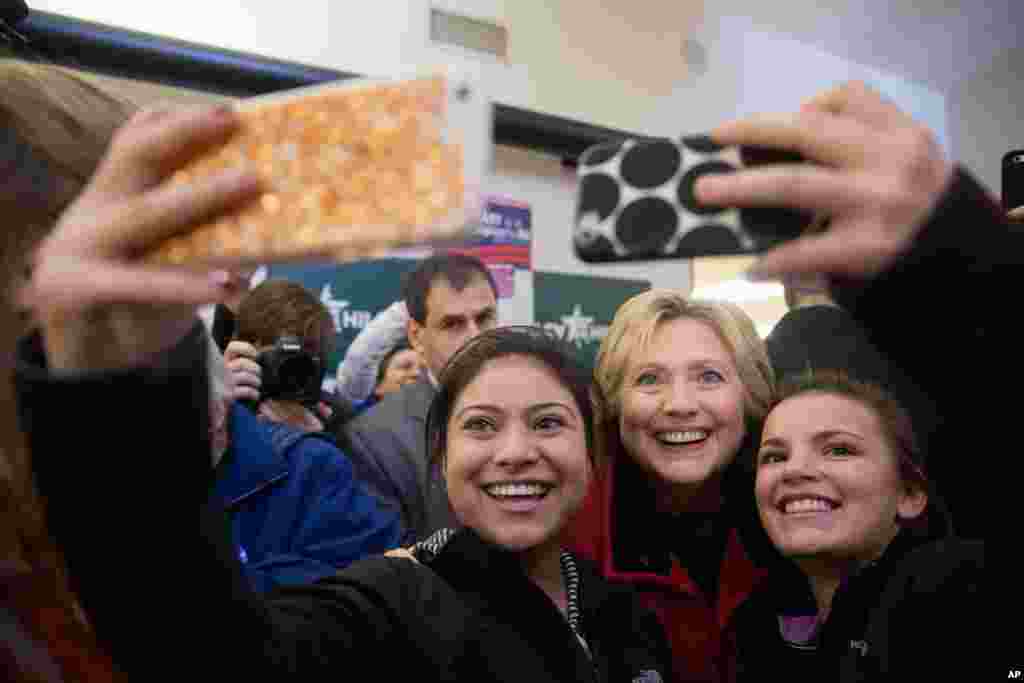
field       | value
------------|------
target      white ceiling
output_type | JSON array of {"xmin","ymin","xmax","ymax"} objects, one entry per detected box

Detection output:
[
  {"xmin": 705, "ymin": 0, "xmax": 1022, "ymax": 92},
  {"xmin": 28, "ymin": 1, "xmax": 1019, "ymax": 96}
]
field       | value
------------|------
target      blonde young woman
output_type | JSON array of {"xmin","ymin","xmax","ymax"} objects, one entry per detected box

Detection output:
[{"xmin": 569, "ymin": 291, "xmax": 778, "ymax": 682}]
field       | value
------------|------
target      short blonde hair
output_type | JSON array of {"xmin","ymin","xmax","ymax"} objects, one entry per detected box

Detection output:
[{"xmin": 594, "ymin": 289, "xmax": 775, "ymax": 423}]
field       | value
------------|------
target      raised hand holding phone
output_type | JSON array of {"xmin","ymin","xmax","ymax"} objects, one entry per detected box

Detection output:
[
  {"xmin": 572, "ymin": 134, "xmax": 810, "ymax": 262},
  {"xmin": 145, "ymin": 74, "xmax": 491, "ymax": 267},
  {"xmin": 696, "ymin": 80, "xmax": 954, "ymax": 281}
]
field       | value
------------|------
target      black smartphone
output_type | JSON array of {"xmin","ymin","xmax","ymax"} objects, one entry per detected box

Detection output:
[
  {"xmin": 572, "ymin": 135, "xmax": 812, "ymax": 263},
  {"xmin": 1002, "ymin": 149, "xmax": 1024, "ymax": 211}
]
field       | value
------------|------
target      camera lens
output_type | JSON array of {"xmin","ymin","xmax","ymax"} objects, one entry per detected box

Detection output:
[{"xmin": 278, "ymin": 355, "xmax": 317, "ymax": 394}]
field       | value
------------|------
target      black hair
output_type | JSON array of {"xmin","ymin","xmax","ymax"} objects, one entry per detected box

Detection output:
[
  {"xmin": 425, "ymin": 326, "xmax": 595, "ymax": 470},
  {"xmin": 402, "ymin": 252, "xmax": 498, "ymax": 324}
]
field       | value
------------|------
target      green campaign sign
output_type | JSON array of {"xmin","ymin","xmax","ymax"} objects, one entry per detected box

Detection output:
[
  {"xmin": 533, "ymin": 271, "xmax": 650, "ymax": 369},
  {"xmin": 266, "ymin": 258, "xmax": 420, "ymax": 377}
]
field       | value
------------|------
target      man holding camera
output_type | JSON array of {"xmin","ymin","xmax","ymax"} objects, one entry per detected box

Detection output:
[{"xmin": 215, "ymin": 279, "xmax": 401, "ymax": 592}]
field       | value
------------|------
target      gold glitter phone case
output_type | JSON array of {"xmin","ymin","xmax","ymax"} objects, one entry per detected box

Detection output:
[{"xmin": 147, "ymin": 72, "xmax": 492, "ymax": 266}]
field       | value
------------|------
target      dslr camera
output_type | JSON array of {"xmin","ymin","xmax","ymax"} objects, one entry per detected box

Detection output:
[{"xmin": 256, "ymin": 336, "xmax": 324, "ymax": 406}]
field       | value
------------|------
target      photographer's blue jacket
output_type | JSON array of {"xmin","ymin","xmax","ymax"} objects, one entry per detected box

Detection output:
[{"xmin": 210, "ymin": 403, "xmax": 402, "ymax": 592}]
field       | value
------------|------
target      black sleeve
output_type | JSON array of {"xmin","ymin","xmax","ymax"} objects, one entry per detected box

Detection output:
[
  {"xmin": 832, "ymin": 168, "xmax": 1015, "ymax": 539},
  {"xmin": 867, "ymin": 539, "xmax": 985, "ymax": 680},
  {"xmin": 15, "ymin": 324, "xmax": 261, "ymax": 676},
  {"xmin": 210, "ymin": 303, "xmax": 236, "ymax": 353},
  {"xmin": 261, "ymin": 557, "xmax": 458, "ymax": 678}
]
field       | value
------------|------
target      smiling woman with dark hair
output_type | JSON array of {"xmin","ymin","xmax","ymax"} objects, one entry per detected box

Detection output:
[{"xmin": 221, "ymin": 324, "xmax": 670, "ymax": 680}]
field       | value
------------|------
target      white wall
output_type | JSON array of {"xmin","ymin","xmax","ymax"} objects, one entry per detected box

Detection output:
[
  {"xmin": 949, "ymin": 47, "xmax": 1024, "ymax": 198},
  {"xmin": 731, "ymin": 18, "xmax": 950, "ymax": 151},
  {"xmin": 30, "ymin": 2, "xmax": 949, "ymax": 139},
  {"xmin": 31, "ymin": 0, "xmax": 987, "ymax": 318}
]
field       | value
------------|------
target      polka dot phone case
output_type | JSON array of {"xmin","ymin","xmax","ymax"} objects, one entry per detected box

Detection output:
[{"xmin": 573, "ymin": 135, "xmax": 810, "ymax": 262}]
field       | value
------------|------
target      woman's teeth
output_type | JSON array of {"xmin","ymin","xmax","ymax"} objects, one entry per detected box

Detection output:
[
  {"xmin": 783, "ymin": 498, "xmax": 836, "ymax": 514},
  {"xmin": 485, "ymin": 482, "xmax": 550, "ymax": 497},
  {"xmin": 656, "ymin": 430, "xmax": 708, "ymax": 445}
]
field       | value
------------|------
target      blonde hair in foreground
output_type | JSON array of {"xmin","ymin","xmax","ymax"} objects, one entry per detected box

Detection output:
[
  {"xmin": 594, "ymin": 289, "xmax": 775, "ymax": 424},
  {"xmin": 0, "ymin": 60, "xmax": 134, "ymax": 277}
]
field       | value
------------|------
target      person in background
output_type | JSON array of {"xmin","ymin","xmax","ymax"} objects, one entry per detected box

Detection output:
[
  {"xmin": 344, "ymin": 253, "xmax": 499, "ymax": 544},
  {"xmin": 207, "ymin": 329, "xmax": 401, "ymax": 592},
  {"xmin": 329, "ymin": 301, "xmax": 423, "ymax": 429},
  {"xmin": 225, "ymin": 278, "xmax": 335, "ymax": 432},
  {"xmin": 209, "ymin": 266, "xmax": 256, "ymax": 352},
  {"xmin": 374, "ymin": 342, "xmax": 424, "ymax": 399},
  {"xmin": 766, "ymin": 272, "xmax": 939, "ymax": 467},
  {"xmin": 0, "ymin": 58, "xmax": 133, "ymax": 682},
  {"xmin": 347, "ymin": 342, "xmax": 424, "ymax": 416},
  {"xmin": 335, "ymin": 299, "xmax": 410, "ymax": 405}
]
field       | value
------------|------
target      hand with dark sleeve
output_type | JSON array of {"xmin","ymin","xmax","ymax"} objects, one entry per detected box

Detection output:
[
  {"xmin": 697, "ymin": 80, "xmax": 955, "ymax": 283},
  {"xmin": 17, "ymin": 105, "xmax": 436, "ymax": 679},
  {"xmin": 697, "ymin": 80, "xmax": 1014, "ymax": 538},
  {"xmin": 17, "ymin": 105, "xmax": 265, "ymax": 675}
]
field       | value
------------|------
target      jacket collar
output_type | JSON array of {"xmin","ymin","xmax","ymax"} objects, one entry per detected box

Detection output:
[
  {"xmin": 765, "ymin": 528, "xmax": 927, "ymax": 617},
  {"xmin": 423, "ymin": 527, "xmax": 525, "ymax": 589},
  {"xmin": 422, "ymin": 528, "xmax": 597, "ymax": 677},
  {"xmin": 422, "ymin": 528, "xmax": 581, "ymax": 609},
  {"xmin": 211, "ymin": 403, "xmax": 290, "ymax": 509},
  {"xmin": 595, "ymin": 456, "xmax": 769, "ymax": 626}
]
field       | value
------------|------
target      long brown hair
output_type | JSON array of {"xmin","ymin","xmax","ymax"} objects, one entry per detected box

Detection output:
[{"xmin": 1, "ymin": 58, "xmax": 134, "ymax": 681}]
